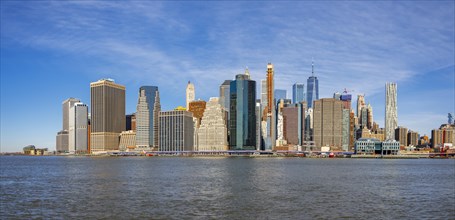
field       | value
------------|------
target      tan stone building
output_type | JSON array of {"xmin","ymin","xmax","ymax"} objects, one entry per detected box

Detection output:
[
  {"xmin": 313, "ymin": 98, "xmax": 343, "ymax": 149},
  {"xmin": 90, "ymin": 79, "xmax": 126, "ymax": 152}
]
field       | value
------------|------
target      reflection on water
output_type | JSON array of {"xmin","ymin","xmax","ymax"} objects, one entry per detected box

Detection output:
[{"xmin": 1, "ymin": 156, "xmax": 454, "ymax": 219}]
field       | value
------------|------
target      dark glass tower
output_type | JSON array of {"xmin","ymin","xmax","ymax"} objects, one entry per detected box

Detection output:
[
  {"xmin": 229, "ymin": 69, "xmax": 256, "ymax": 150},
  {"xmin": 292, "ymin": 83, "xmax": 305, "ymax": 104},
  {"xmin": 306, "ymin": 62, "xmax": 319, "ymax": 108}
]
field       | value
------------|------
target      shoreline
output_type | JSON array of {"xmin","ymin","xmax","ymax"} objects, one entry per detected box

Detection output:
[{"xmin": 1, "ymin": 153, "xmax": 454, "ymax": 159}]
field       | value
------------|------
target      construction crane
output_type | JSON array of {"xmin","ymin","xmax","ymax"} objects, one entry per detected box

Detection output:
[{"xmin": 449, "ymin": 113, "xmax": 453, "ymax": 124}]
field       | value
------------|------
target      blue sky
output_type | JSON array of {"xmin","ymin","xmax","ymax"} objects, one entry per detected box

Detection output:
[{"xmin": 1, "ymin": 1, "xmax": 454, "ymax": 152}]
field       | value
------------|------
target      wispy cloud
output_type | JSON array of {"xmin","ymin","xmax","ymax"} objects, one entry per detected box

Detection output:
[{"xmin": 1, "ymin": 1, "xmax": 453, "ymax": 129}]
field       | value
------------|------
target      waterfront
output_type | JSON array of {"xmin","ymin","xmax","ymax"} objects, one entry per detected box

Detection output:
[{"xmin": 1, "ymin": 156, "xmax": 454, "ymax": 219}]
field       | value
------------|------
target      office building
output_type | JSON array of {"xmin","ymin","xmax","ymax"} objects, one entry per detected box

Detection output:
[
  {"xmin": 90, "ymin": 79, "xmax": 126, "ymax": 152},
  {"xmin": 159, "ymin": 110, "xmax": 194, "ymax": 151},
  {"xmin": 62, "ymin": 98, "xmax": 81, "ymax": 130},
  {"xmin": 256, "ymin": 102, "xmax": 262, "ymax": 150},
  {"xmin": 282, "ymin": 102, "xmax": 306, "ymax": 146},
  {"xmin": 56, "ymin": 98, "xmax": 80, "ymax": 153},
  {"xmin": 198, "ymin": 97, "xmax": 228, "ymax": 151},
  {"xmin": 367, "ymin": 104, "xmax": 374, "ymax": 129},
  {"xmin": 126, "ymin": 113, "xmax": 136, "ymax": 131},
  {"xmin": 306, "ymin": 61, "xmax": 319, "ymax": 108},
  {"xmin": 342, "ymin": 109, "xmax": 350, "ymax": 151},
  {"xmin": 136, "ymin": 86, "xmax": 160, "ymax": 149},
  {"xmin": 292, "ymin": 83, "xmax": 305, "ymax": 104},
  {"xmin": 313, "ymin": 98, "xmax": 343, "ymax": 150},
  {"xmin": 219, "ymin": 80, "xmax": 232, "ymax": 112},
  {"xmin": 340, "ymin": 92, "xmax": 352, "ymax": 110},
  {"xmin": 385, "ymin": 82, "xmax": 398, "ymax": 140},
  {"xmin": 68, "ymin": 102, "xmax": 88, "ymax": 152},
  {"xmin": 275, "ymin": 89, "xmax": 287, "ymax": 101},
  {"xmin": 229, "ymin": 68, "xmax": 256, "ymax": 150},
  {"xmin": 56, "ymin": 130, "xmax": 69, "ymax": 153},
  {"xmin": 186, "ymin": 81, "xmax": 195, "ymax": 110},
  {"xmin": 356, "ymin": 95, "xmax": 366, "ymax": 120},
  {"xmin": 261, "ymin": 79, "xmax": 268, "ymax": 113}
]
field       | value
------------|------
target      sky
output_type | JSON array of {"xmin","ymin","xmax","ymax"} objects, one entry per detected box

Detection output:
[{"xmin": 1, "ymin": 1, "xmax": 454, "ymax": 152}]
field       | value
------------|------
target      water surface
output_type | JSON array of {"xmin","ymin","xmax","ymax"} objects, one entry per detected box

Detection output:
[{"xmin": 1, "ymin": 156, "xmax": 454, "ymax": 219}]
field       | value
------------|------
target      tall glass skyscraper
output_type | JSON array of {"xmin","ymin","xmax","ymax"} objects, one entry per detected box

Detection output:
[
  {"xmin": 306, "ymin": 62, "xmax": 319, "ymax": 108},
  {"xmin": 229, "ymin": 69, "xmax": 256, "ymax": 150},
  {"xmin": 292, "ymin": 83, "xmax": 305, "ymax": 103},
  {"xmin": 219, "ymin": 80, "xmax": 232, "ymax": 112},
  {"xmin": 275, "ymin": 89, "xmax": 287, "ymax": 101}
]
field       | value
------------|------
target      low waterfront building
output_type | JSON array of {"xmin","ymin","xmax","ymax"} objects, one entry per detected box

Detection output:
[
  {"xmin": 119, "ymin": 130, "xmax": 136, "ymax": 151},
  {"xmin": 355, "ymin": 138, "xmax": 381, "ymax": 154},
  {"xmin": 23, "ymin": 145, "xmax": 48, "ymax": 155},
  {"xmin": 355, "ymin": 138, "xmax": 400, "ymax": 155},
  {"xmin": 381, "ymin": 139, "xmax": 400, "ymax": 155}
]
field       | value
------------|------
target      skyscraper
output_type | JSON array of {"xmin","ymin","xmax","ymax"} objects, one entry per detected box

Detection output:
[
  {"xmin": 275, "ymin": 89, "xmax": 287, "ymax": 101},
  {"xmin": 282, "ymin": 103, "xmax": 306, "ymax": 146},
  {"xmin": 186, "ymin": 81, "xmax": 195, "ymax": 110},
  {"xmin": 356, "ymin": 95, "xmax": 366, "ymax": 123},
  {"xmin": 306, "ymin": 61, "xmax": 319, "ymax": 108},
  {"xmin": 219, "ymin": 80, "xmax": 232, "ymax": 112},
  {"xmin": 62, "ymin": 98, "xmax": 81, "ymax": 131},
  {"xmin": 313, "ymin": 98, "xmax": 343, "ymax": 149},
  {"xmin": 260, "ymin": 79, "xmax": 267, "ymax": 113},
  {"xmin": 56, "ymin": 98, "xmax": 80, "ymax": 153},
  {"xmin": 90, "ymin": 79, "xmax": 126, "ymax": 152},
  {"xmin": 159, "ymin": 110, "xmax": 194, "ymax": 151},
  {"xmin": 230, "ymin": 68, "xmax": 256, "ymax": 150},
  {"xmin": 136, "ymin": 86, "xmax": 160, "ymax": 149},
  {"xmin": 267, "ymin": 64, "xmax": 276, "ymax": 149},
  {"xmin": 198, "ymin": 97, "xmax": 228, "ymax": 151},
  {"xmin": 385, "ymin": 82, "xmax": 398, "ymax": 140},
  {"xmin": 68, "ymin": 102, "xmax": 88, "ymax": 153},
  {"xmin": 292, "ymin": 83, "xmax": 305, "ymax": 104}
]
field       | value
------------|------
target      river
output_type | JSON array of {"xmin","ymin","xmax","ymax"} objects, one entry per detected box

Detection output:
[{"xmin": 1, "ymin": 156, "xmax": 454, "ymax": 219}]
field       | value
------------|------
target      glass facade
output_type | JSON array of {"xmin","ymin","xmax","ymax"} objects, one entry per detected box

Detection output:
[
  {"xmin": 306, "ymin": 76, "xmax": 319, "ymax": 108},
  {"xmin": 229, "ymin": 73, "xmax": 256, "ymax": 150},
  {"xmin": 275, "ymin": 89, "xmax": 287, "ymax": 101},
  {"xmin": 292, "ymin": 83, "xmax": 305, "ymax": 104}
]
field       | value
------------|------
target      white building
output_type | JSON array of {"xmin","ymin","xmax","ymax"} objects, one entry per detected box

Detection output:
[
  {"xmin": 136, "ymin": 89, "xmax": 150, "ymax": 149},
  {"xmin": 198, "ymin": 97, "xmax": 228, "ymax": 151},
  {"xmin": 186, "ymin": 81, "xmax": 195, "ymax": 110},
  {"xmin": 68, "ymin": 102, "xmax": 88, "ymax": 152}
]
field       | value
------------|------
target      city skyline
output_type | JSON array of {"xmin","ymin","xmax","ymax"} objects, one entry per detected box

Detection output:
[{"xmin": 1, "ymin": 1, "xmax": 454, "ymax": 152}]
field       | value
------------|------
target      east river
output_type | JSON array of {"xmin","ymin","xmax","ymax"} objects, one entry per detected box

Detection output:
[{"xmin": 1, "ymin": 156, "xmax": 454, "ymax": 219}]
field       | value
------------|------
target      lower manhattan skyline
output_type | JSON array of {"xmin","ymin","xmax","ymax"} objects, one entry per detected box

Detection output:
[{"xmin": 1, "ymin": 1, "xmax": 454, "ymax": 152}]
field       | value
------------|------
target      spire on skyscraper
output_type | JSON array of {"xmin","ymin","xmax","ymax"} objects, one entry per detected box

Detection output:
[
  {"xmin": 311, "ymin": 58, "xmax": 314, "ymax": 77},
  {"xmin": 245, "ymin": 67, "xmax": 250, "ymax": 76}
]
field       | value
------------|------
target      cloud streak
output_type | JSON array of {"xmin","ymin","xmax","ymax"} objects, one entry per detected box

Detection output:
[{"xmin": 1, "ymin": 1, "xmax": 453, "ymax": 149}]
